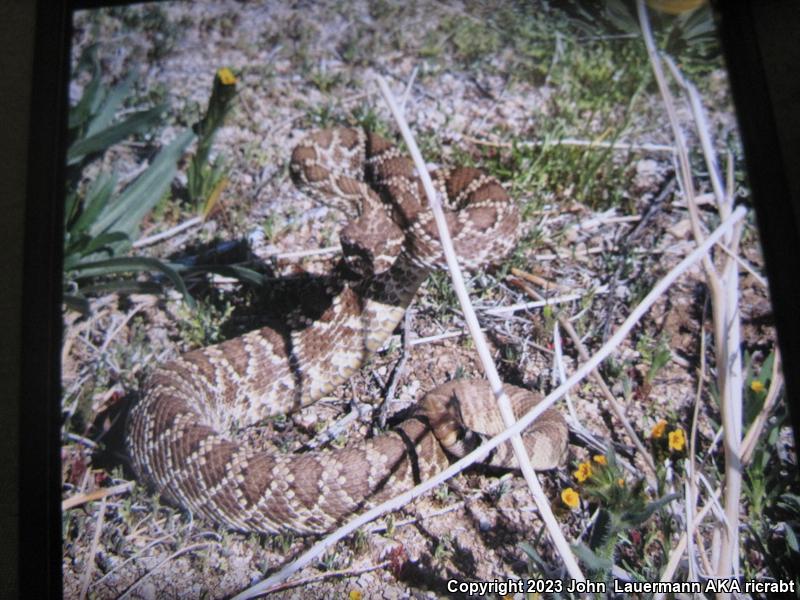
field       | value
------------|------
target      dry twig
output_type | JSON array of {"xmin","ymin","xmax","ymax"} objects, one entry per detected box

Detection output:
[{"xmin": 78, "ymin": 496, "xmax": 107, "ymax": 600}]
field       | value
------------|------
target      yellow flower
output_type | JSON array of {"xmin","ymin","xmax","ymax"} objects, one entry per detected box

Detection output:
[
  {"xmin": 593, "ymin": 454, "xmax": 607, "ymax": 466},
  {"xmin": 617, "ymin": 478, "xmax": 625, "ymax": 487},
  {"xmin": 349, "ymin": 591, "xmax": 362, "ymax": 600},
  {"xmin": 561, "ymin": 487, "xmax": 580, "ymax": 509},
  {"xmin": 668, "ymin": 428, "xmax": 686, "ymax": 452},
  {"xmin": 217, "ymin": 67, "xmax": 237, "ymax": 86},
  {"xmin": 750, "ymin": 380, "xmax": 765, "ymax": 393},
  {"xmin": 651, "ymin": 419, "xmax": 668, "ymax": 439},
  {"xmin": 573, "ymin": 461, "xmax": 593, "ymax": 483}
]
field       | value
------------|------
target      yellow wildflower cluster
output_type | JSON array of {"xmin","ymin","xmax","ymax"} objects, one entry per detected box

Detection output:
[
  {"xmin": 651, "ymin": 419, "xmax": 668, "ymax": 439},
  {"xmin": 349, "ymin": 590, "xmax": 363, "ymax": 600},
  {"xmin": 750, "ymin": 379, "xmax": 765, "ymax": 393},
  {"xmin": 593, "ymin": 454, "xmax": 607, "ymax": 466},
  {"xmin": 561, "ymin": 487, "xmax": 580, "ymax": 509},
  {"xmin": 573, "ymin": 461, "xmax": 593, "ymax": 483},
  {"xmin": 668, "ymin": 428, "xmax": 686, "ymax": 452}
]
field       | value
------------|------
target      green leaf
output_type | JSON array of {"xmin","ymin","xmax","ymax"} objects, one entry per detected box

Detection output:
[
  {"xmin": 79, "ymin": 231, "xmax": 130, "ymax": 258},
  {"xmin": 621, "ymin": 492, "xmax": 680, "ymax": 525},
  {"xmin": 89, "ymin": 128, "xmax": 195, "ymax": 239},
  {"xmin": 573, "ymin": 542, "xmax": 614, "ymax": 574},
  {"xmin": 63, "ymin": 293, "xmax": 90, "ymax": 316},
  {"xmin": 67, "ymin": 104, "xmax": 167, "ymax": 165},
  {"xmin": 588, "ymin": 508, "xmax": 613, "ymax": 551},
  {"xmin": 784, "ymin": 523, "xmax": 799, "ymax": 553},
  {"xmin": 85, "ymin": 72, "xmax": 136, "ymax": 138},
  {"xmin": 68, "ymin": 46, "xmax": 104, "ymax": 131},
  {"xmin": 179, "ymin": 264, "xmax": 267, "ymax": 287},
  {"xmin": 70, "ymin": 256, "xmax": 195, "ymax": 307},
  {"xmin": 78, "ymin": 280, "xmax": 164, "ymax": 296},
  {"xmin": 70, "ymin": 172, "xmax": 117, "ymax": 235},
  {"xmin": 69, "ymin": 73, "xmax": 104, "ymax": 132},
  {"xmin": 679, "ymin": 6, "xmax": 716, "ymax": 43},
  {"xmin": 758, "ymin": 350, "xmax": 775, "ymax": 385},
  {"xmin": 518, "ymin": 539, "xmax": 550, "ymax": 573},
  {"xmin": 64, "ymin": 189, "xmax": 80, "ymax": 228}
]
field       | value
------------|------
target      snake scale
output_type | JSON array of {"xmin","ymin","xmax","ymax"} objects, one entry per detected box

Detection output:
[{"xmin": 126, "ymin": 128, "xmax": 568, "ymax": 534}]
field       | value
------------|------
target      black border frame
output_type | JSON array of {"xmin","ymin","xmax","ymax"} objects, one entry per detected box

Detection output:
[
  {"xmin": 19, "ymin": 2, "xmax": 71, "ymax": 598},
  {"xmin": 8, "ymin": 1, "xmax": 799, "ymax": 595},
  {"xmin": 716, "ymin": 1, "xmax": 800, "ymax": 440}
]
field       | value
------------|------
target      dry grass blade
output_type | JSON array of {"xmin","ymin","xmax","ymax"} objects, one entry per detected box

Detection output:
[
  {"xmin": 256, "ymin": 561, "xmax": 392, "ymax": 596},
  {"xmin": 62, "ymin": 481, "xmax": 135, "ymax": 511},
  {"xmin": 133, "ymin": 216, "xmax": 203, "ymax": 248},
  {"xmin": 461, "ymin": 134, "xmax": 676, "ymax": 154},
  {"xmin": 375, "ymin": 74, "xmax": 586, "ymax": 582},
  {"xmin": 78, "ymin": 496, "xmax": 107, "ymax": 600}
]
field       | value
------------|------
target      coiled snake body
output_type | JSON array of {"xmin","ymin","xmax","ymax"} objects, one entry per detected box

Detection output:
[{"xmin": 126, "ymin": 128, "xmax": 567, "ymax": 534}]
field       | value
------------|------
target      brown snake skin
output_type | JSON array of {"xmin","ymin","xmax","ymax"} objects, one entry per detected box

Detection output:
[{"xmin": 126, "ymin": 128, "xmax": 567, "ymax": 534}]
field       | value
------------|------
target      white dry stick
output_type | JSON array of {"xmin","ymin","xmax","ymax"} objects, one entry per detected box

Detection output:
[
  {"xmin": 636, "ymin": 0, "xmax": 716, "ymax": 281},
  {"xmin": 62, "ymin": 481, "xmax": 135, "ymax": 511},
  {"xmin": 484, "ymin": 293, "xmax": 588, "ymax": 316},
  {"xmin": 637, "ymin": 0, "xmax": 744, "ymax": 582},
  {"xmin": 409, "ymin": 328, "xmax": 475, "ymax": 347},
  {"xmin": 553, "ymin": 322, "xmax": 579, "ymax": 422},
  {"xmin": 78, "ymin": 496, "xmax": 107, "ymax": 600},
  {"xmin": 655, "ymin": 486, "xmax": 722, "ymax": 599},
  {"xmin": 399, "ymin": 65, "xmax": 418, "ymax": 113},
  {"xmin": 715, "ymin": 242, "xmax": 768, "ymax": 289},
  {"xmin": 718, "ymin": 229, "xmax": 744, "ymax": 580},
  {"xmin": 687, "ymin": 328, "xmax": 707, "ymax": 581},
  {"xmin": 662, "ymin": 56, "xmax": 728, "ymax": 224},
  {"xmin": 132, "ymin": 216, "xmax": 204, "ymax": 248},
  {"xmin": 376, "ymin": 75, "xmax": 586, "ymax": 583},
  {"xmin": 268, "ymin": 245, "xmax": 342, "ymax": 261},
  {"xmin": 462, "ymin": 134, "xmax": 675, "ymax": 154},
  {"xmin": 233, "ymin": 204, "xmax": 747, "ymax": 600}
]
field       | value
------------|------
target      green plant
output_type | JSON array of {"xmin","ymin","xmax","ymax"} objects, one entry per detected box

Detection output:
[
  {"xmin": 569, "ymin": 452, "xmax": 679, "ymax": 581},
  {"xmin": 186, "ymin": 68, "xmax": 238, "ymax": 212},
  {"xmin": 175, "ymin": 291, "xmax": 234, "ymax": 348},
  {"xmin": 307, "ymin": 67, "xmax": 343, "ymax": 93},
  {"xmin": 433, "ymin": 535, "xmax": 453, "ymax": 562},
  {"xmin": 743, "ymin": 349, "xmax": 775, "ymax": 427},
  {"xmin": 636, "ymin": 333, "xmax": 672, "ymax": 388},
  {"xmin": 740, "ymin": 374, "xmax": 799, "ymax": 587},
  {"xmin": 425, "ymin": 271, "xmax": 459, "ymax": 323},
  {"xmin": 64, "ymin": 46, "xmax": 195, "ymax": 314},
  {"xmin": 560, "ymin": 0, "xmax": 720, "ymax": 76}
]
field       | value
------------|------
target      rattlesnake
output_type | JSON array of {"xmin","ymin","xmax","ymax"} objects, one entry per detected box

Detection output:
[{"xmin": 126, "ymin": 128, "xmax": 568, "ymax": 534}]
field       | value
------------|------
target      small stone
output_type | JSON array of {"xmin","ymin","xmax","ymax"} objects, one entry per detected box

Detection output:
[{"xmin": 668, "ymin": 219, "xmax": 692, "ymax": 239}]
